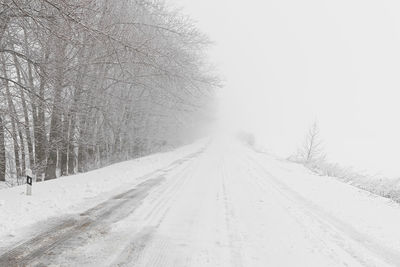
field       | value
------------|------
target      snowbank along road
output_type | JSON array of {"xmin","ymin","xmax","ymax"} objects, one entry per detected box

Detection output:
[{"xmin": 2, "ymin": 139, "xmax": 400, "ymax": 266}]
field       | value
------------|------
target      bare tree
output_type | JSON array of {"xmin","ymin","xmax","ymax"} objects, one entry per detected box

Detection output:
[
  {"xmin": 297, "ymin": 121, "xmax": 325, "ymax": 164},
  {"xmin": 0, "ymin": 0, "xmax": 218, "ymax": 184}
]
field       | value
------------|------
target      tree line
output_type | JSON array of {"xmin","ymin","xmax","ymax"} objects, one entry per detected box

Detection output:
[{"xmin": 0, "ymin": 0, "xmax": 217, "ymax": 183}]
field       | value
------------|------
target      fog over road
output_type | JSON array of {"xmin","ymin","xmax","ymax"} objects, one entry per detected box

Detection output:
[{"xmin": 2, "ymin": 140, "xmax": 400, "ymax": 266}]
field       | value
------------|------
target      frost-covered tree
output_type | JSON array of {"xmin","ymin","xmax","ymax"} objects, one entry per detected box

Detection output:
[
  {"xmin": 0, "ymin": 0, "xmax": 218, "ymax": 184},
  {"xmin": 297, "ymin": 121, "xmax": 325, "ymax": 164}
]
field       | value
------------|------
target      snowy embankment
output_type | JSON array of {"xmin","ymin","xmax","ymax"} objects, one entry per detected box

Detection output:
[
  {"xmin": 287, "ymin": 155, "xmax": 400, "ymax": 204},
  {"xmin": 339, "ymin": 174, "xmax": 400, "ymax": 203},
  {"xmin": 0, "ymin": 140, "xmax": 207, "ymax": 242},
  {"xmin": 246, "ymin": 147, "xmax": 400, "ymax": 263}
]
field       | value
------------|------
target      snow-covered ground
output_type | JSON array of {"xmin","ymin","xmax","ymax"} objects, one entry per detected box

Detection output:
[
  {"xmin": 2, "ymin": 138, "xmax": 400, "ymax": 266},
  {"xmin": 0, "ymin": 140, "xmax": 208, "ymax": 248}
]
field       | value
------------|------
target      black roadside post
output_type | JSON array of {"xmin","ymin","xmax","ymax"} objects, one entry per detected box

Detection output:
[{"xmin": 26, "ymin": 169, "xmax": 33, "ymax": 196}]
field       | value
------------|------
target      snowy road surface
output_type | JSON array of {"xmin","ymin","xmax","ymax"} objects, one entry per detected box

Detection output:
[{"xmin": 2, "ymin": 139, "xmax": 400, "ymax": 266}]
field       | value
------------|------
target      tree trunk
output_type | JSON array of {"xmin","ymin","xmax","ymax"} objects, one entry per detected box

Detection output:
[
  {"xmin": 60, "ymin": 113, "xmax": 69, "ymax": 176},
  {"xmin": 18, "ymin": 128, "xmax": 26, "ymax": 177},
  {"xmin": 67, "ymin": 111, "xmax": 77, "ymax": 174},
  {"xmin": 3, "ymin": 60, "xmax": 22, "ymax": 180},
  {"xmin": 45, "ymin": 86, "xmax": 63, "ymax": 179},
  {"xmin": 0, "ymin": 116, "xmax": 5, "ymax": 182},
  {"xmin": 34, "ymin": 45, "xmax": 50, "ymax": 180},
  {"xmin": 45, "ymin": 38, "xmax": 66, "ymax": 180},
  {"xmin": 14, "ymin": 53, "xmax": 35, "ymax": 170}
]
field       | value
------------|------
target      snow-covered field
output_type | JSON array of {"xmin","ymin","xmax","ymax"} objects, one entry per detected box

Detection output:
[{"xmin": 2, "ymin": 138, "xmax": 400, "ymax": 266}]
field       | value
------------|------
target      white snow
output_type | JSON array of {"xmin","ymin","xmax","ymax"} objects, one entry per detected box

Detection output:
[
  {"xmin": 2, "ymin": 137, "xmax": 400, "ymax": 266},
  {"xmin": 0, "ymin": 140, "xmax": 208, "ymax": 245}
]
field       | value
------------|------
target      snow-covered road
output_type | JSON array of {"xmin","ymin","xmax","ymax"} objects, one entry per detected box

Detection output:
[{"xmin": 2, "ymin": 139, "xmax": 400, "ymax": 266}]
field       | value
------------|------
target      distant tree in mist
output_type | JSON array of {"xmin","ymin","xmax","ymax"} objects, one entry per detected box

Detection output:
[
  {"xmin": 236, "ymin": 131, "xmax": 255, "ymax": 147},
  {"xmin": 296, "ymin": 121, "xmax": 325, "ymax": 164}
]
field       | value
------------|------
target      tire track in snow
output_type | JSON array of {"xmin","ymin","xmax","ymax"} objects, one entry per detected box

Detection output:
[
  {"xmin": 236, "ymin": 154, "xmax": 362, "ymax": 266},
  {"xmin": 244, "ymin": 152, "xmax": 400, "ymax": 267},
  {"xmin": 221, "ymin": 156, "xmax": 244, "ymax": 267},
  {"xmin": 125, "ymin": 145, "xmax": 232, "ymax": 267},
  {"xmin": 128, "ymin": 153, "xmax": 213, "ymax": 267},
  {"xmin": 110, "ymin": 154, "xmax": 202, "ymax": 267},
  {"xmin": 0, "ymin": 147, "xmax": 205, "ymax": 267}
]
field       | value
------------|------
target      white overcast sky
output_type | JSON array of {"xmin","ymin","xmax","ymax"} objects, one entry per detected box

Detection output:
[{"xmin": 171, "ymin": 0, "xmax": 400, "ymax": 177}]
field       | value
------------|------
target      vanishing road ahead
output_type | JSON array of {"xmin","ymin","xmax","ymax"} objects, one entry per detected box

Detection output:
[{"xmin": 2, "ymin": 140, "xmax": 400, "ymax": 266}]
